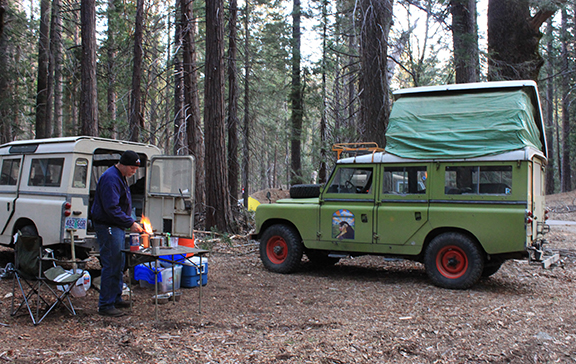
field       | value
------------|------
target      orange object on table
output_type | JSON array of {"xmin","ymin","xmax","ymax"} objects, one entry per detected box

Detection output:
[{"xmin": 179, "ymin": 235, "xmax": 195, "ymax": 257}]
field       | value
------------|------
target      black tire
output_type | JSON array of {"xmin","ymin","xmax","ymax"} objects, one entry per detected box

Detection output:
[
  {"xmin": 424, "ymin": 232, "xmax": 484, "ymax": 289},
  {"xmin": 19, "ymin": 225, "xmax": 38, "ymax": 237},
  {"xmin": 305, "ymin": 249, "xmax": 340, "ymax": 267},
  {"xmin": 481, "ymin": 260, "xmax": 503, "ymax": 278},
  {"xmin": 290, "ymin": 184, "xmax": 322, "ymax": 198},
  {"xmin": 259, "ymin": 224, "xmax": 303, "ymax": 273}
]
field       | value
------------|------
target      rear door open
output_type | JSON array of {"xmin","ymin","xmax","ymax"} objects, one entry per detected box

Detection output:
[{"xmin": 145, "ymin": 156, "xmax": 195, "ymax": 238}]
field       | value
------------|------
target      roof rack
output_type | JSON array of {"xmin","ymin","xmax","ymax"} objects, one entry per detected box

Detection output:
[{"xmin": 332, "ymin": 142, "xmax": 384, "ymax": 160}]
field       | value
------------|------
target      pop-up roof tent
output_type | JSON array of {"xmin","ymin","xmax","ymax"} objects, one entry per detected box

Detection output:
[{"xmin": 385, "ymin": 80, "xmax": 547, "ymax": 160}]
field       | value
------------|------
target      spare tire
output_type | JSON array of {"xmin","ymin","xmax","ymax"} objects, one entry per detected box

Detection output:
[{"xmin": 290, "ymin": 184, "xmax": 322, "ymax": 198}]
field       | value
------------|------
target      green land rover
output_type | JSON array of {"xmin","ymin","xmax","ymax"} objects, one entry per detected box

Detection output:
[{"xmin": 252, "ymin": 80, "xmax": 559, "ymax": 289}]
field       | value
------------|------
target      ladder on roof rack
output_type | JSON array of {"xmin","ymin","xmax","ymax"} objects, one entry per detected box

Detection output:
[{"xmin": 332, "ymin": 142, "xmax": 384, "ymax": 160}]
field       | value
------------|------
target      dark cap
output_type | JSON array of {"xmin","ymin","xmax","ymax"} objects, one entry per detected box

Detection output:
[{"xmin": 119, "ymin": 150, "xmax": 141, "ymax": 167}]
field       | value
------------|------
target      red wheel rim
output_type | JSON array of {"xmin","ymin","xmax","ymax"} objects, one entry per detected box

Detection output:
[
  {"xmin": 436, "ymin": 245, "xmax": 468, "ymax": 279},
  {"xmin": 266, "ymin": 235, "xmax": 288, "ymax": 264}
]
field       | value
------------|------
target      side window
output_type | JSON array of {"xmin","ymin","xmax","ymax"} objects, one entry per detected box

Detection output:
[
  {"xmin": 382, "ymin": 166, "xmax": 427, "ymax": 194},
  {"xmin": 28, "ymin": 158, "xmax": 65, "ymax": 187},
  {"xmin": 0, "ymin": 159, "xmax": 21, "ymax": 186},
  {"xmin": 326, "ymin": 167, "xmax": 373, "ymax": 194},
  {"xmin": 445, "ymin": 166, "xmax": 512, "ymax": 195},
  {"xmin": 72, "ymin": 158, "xmax": 89, "ymax": 188}
]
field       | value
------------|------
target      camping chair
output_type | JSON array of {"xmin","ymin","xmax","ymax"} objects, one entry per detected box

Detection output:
[{"xmin": 10, "ymin": 234, "xmax": 85, "ymax": 325}]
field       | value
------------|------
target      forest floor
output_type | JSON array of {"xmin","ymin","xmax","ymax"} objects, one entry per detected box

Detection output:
[{"xmin": 0, "ymin": 191, "xmax": 575, "ymax": 363}]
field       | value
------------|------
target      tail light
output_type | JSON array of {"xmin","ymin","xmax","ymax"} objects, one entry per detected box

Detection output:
[
  {"xmin": 525, "ymin": 210, "xmax": 533, "ymax": 224},
  {"xmin": 64, "ymin": 202, "xmax": 71, "ymax": 217},
  {"xmin": 544, "ymin": 208, "xmax": 550, "ymax": 221}
]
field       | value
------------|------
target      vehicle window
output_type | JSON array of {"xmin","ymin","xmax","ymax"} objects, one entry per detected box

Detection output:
[
  {"xmin": 72, "ymin": 158, "xmax": 88, "ymax": 188},
  {"xmin": 382, "ymin": 166, "xmax": 427, "ymax": 194},
  {"xmin": 28, "ymin": 158, "xmax": 65, "ymax": 187},
  {"xmin": 445, "ymin": 166, "xmax": 512, "ymax": 195},
  {"xmin": 0, "ymin": 159, "xmax": 21, "ymax": 185},
  {"xmin": 326, "ymin": 167, "xmax": 373, "ymax": 194}
]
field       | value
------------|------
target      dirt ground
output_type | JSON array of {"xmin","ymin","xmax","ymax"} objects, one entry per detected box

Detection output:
[{"xmin": 0, "ymin": 191, "xmax": 575, "ymax": 363}]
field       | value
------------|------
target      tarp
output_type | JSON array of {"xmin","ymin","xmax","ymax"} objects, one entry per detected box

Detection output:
[
  {"xmin": 385, "ymin": 90, "xmax": 543, "ymax": 159},
  {"xmin": 248, "ymin": 196, "xmax": 261, "ymax": 211}
]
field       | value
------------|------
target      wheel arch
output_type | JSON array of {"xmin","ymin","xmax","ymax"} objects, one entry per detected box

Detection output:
[
  {"xmin": 257, "ymin": 218, "xmax": 302, "ymax": 242},
  {"xmin": 421, "ymin": 227, "xmax": 486, "ymax": 261},
  {"xmin": 12, "ymin": 218, "xmax": 38, "ymax": 236}
]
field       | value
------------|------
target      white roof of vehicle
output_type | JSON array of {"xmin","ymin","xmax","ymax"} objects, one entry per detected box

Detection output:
[
  {"xmin": 0, "ymin": 136, "xmax": 162, "ymax": 156},
  {"xmin": 393, "ymin": 80, "xmax": 538, "ymax": 96},
  {"xmin": 337, "ymin": 147, "xmax": 545, "ymax": 164}
]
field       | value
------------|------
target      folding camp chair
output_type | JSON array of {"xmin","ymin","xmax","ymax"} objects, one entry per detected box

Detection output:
[{"xmin": 10, "ymin": 234, "xmax": 85, "ymax": 325}]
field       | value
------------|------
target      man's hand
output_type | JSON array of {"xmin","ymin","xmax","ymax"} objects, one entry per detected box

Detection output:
[{"xmin": 130, "ymin": 222, "xmax": 144, "ymax": 233}]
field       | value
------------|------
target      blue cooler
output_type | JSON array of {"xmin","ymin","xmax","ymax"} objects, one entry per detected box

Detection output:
[{"xmin": 181, "ymin": 257, "xmax": 208, "ymax": 288}]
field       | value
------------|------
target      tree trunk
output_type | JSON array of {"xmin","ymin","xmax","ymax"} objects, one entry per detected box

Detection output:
[
  {"xmin": 204, "ymin": 0, "xmax": 232, "ymax": 231},
  {"xmin": 227, "ymin": 0, "xmax": 240, "ymax": 205},
  {"xmin": 174, "ymin": 0, "xmax": 185, "ymax": 154},
  {"xmin": 106, "ymin": 0, "xmax": 117, "ymax": 139},
  {"xmin": 359, "ymin": 0, "xmax": 393, "ymax": 147},
  {"xmin": 80, "ymin": 0, "xmax": 98, "ymax": 136},
  {"xmin": 290, "ymin": 0, "xmax": 303, "ymax": 185},
  {"xmin": 0, "ymin": 8, "xmax": 13, "ymax": 143},
  {"xmin": 487, "ymin": 0, "xmax": 562, "ymax": 81},
  {"xmin": 560, "ymin": 7, "xmax": 571, "ymax": 192},
  {"xmin": 318, "ymin": 0, "xmax": 328, "ymax": 184},
  {"xmin": 35, "ymin": 0, "xmax": 51, "ymax": 139},
  {"xmin": 451, "ymin": 0, "xmax": 479, "ymax": 83},
  {"xmin": 50, "ymin": 0, "xmax": 63, "ymax": 137},
  {"xmin": 0, "ymin": 0, "xmax": 5, "ymax": 40},
  {"xmin": 242, "ymin": 0, "xmax": 250, "ymax": 209},
  {"xmin": 181, "ymin": 0, "xmax": 205, "ymax": 217},
  {"xmin": 544, "ymin": 19, "xmax": 555, "ymax": 195},
  {"xmin": 129, "ymin": 0, "xmax": 144, "ymax": 142}
]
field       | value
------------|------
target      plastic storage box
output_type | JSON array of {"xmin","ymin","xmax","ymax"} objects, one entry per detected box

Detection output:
[
  {"xmin": 137, "ymin": 264, "xmax": 182, "ymax": 292},
  {"xmin": 181, "ymin": 257, "xmax": 208, "ymax": 288}
]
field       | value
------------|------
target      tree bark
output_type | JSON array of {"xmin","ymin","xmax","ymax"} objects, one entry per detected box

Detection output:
[
  {"xmin": 242, "ymin": 0, "xmax": 251, "ymax": 209},
  {"xmin": 50, "ymin": 0, "xmax": 63, "ymax": 137},
  {"xmin": 129, "ymin": 0, "xmax": 144, "ymax": 142},
  {"xmin": 451, "ymin": 0, "xmax": 479, "ymax": 83},
  {"xmin": 106, "ymin": 0, "xmax": 118, "ymax": 139},
  {"xmin": 318, "ymin": 0, "xmax": 328, "ymax": 184},
  {"xmin": 359, "ymin": 0, "xmax": 393, "ymax": 147},
  {"xmin": 290, "ymin": 0, "xmax": 303, "ymax": 185},
  {"xmin": 560, "ymin": 7, "xmax": 571, "ymax": 192},
  {"xmin": 35, "ymin": 0, "xmax": 51, "ymax": 139},
  {"xmin": 544, "ymin": 19, "xmax": 555, "ymax": 195},
  {"xmin": 0, "ymin": 0, "xmax": 5, "ymax": 40},
  {"xmin": 227, "ymin": 0, "xmax": 240, "ymax": 205},
  {"xmin": 181, "ymin": 0, "xmax": 205, "ymax": 217},
  {"xmin": 487, "ymin": 0, "xmax": 563, "ymax": 81},
  {"xmin": 80, "ymin": 0, "xmax": 98, "ymax": 136},
  {"xmin": 204, "ymin": 0, "xmax": 232, "ymax": 231},
  {"xmin": 174, "ymin": 0, "xmax": 185, "ymax": 154}
]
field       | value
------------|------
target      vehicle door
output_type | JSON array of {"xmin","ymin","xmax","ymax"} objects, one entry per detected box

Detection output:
[
  {"xmin": 375, "ymin": 165, "xmax": 429, "ymax": 245},
  {"xmin": 145, "ymin": 156, "xmax": 195, "ymax": 237},
  {"xmin": 319, "ymin": 165, "xmax": 376, "ymax": 245},
  {"xmin": 0, "ymin": 156, "xmax": 22, "ymax": 241}
]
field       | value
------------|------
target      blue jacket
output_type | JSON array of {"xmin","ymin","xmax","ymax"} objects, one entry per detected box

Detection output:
[{"xmin": 91, "ymin": 166, "xmax": 134, "ymax": 229}]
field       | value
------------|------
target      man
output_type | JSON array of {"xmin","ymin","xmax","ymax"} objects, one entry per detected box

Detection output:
[{"xmin": 91, "ymin": 150, "xmax": 144, "ymax": 317}]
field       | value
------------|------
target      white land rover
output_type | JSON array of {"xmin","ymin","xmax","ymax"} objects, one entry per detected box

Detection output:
[{"xmin": 0, "ymin": 136, "xmax": 195, "ymax": 259}]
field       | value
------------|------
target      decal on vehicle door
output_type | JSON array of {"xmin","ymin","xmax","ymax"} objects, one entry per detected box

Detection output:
[{"xmin": 332, "ymin": 209, "xmax": 355, "ymax": 240}]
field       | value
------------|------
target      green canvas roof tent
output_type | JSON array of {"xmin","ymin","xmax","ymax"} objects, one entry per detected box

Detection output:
[{"xmin": 385, "ymin": 80, "xmax": 547, "ymax": 160}]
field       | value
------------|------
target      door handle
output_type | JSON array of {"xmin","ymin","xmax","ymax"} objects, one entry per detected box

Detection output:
[{"xmin": 414, "ymin": 212, "xmax": 422, "ymax": 221}]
